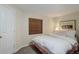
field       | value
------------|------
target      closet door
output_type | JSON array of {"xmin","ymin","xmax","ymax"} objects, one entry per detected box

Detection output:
[{"xmin": 0, "ymin": 5, "xmax": 16, "ymax": 54}]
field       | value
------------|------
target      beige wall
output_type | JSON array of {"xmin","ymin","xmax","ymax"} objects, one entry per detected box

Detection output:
[
  {"xmin": 53, "ymin": 11, "xmax": 79, "ymax": 42},
  {"xmin": 2, "ymin": 5, "xmax": 79, "ymax": 53},
  {"xmin": 14, "ymin": 6, "xmax": 56, "ymax": 52},
  {"xmin": 15, "ymin": 6, "xmax": 79, "ymax": 52}
]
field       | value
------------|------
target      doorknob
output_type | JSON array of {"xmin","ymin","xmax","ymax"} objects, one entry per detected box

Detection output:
[{"xmin": 0, "ymin": 36, "xmax": 2, "ymax": 38}]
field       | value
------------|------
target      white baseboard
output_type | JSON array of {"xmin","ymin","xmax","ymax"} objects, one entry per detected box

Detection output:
[{"xmin": 14, "ymin": 44, "xmax": 29, "ymax": 53}]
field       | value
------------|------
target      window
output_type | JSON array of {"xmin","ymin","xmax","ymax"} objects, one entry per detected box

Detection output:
[{"xmin": 29, "ymin": 18, "xmax": 43, "ymax": 35}]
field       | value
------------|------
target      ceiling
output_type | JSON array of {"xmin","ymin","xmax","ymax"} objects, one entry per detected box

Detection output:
[{"xmin": 13, "ymin": 4, "xmax": 79, "ymax": 17}]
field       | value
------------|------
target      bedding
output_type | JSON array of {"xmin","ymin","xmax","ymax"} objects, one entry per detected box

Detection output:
[
  {"xmin": 32, "ymin": 35, "xmax": 74, "ymax": 54},
  {"xmin": 51, "ymin": 30, "xmax": 76, "ymax": 38},
  {"xmin": 31, "ymin": 30, "xmax": 78, "ymax": 54},
  {"xmin": 47, "ymin": 30, "xmax": 78, "ymax": 46}
]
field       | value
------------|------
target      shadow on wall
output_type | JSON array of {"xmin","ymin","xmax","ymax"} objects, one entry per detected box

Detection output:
[
  {"xmin": 76, "ymin": 34, "xmax": 79, "ymax": 43},
  {"xmin": 76, "ymin": 21, "xmax": 79, "ymax": 43}
]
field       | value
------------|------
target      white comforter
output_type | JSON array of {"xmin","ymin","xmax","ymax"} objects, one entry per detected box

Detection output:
[
  {"xmin": 32, "ymin": 35, "xmax": 73, "ymax": 54},
  {"xmin": 32, "ymin": 31, "xmax": 78, "ymax": 54},
  {"xmin": 48, "ymin": 30, "xmax": 78, "ymax": 46}
]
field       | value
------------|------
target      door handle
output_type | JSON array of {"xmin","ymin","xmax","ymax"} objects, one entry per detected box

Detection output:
[{"xmin": 0, "ymin": 36, "xmax": 2, "ymax": 38}]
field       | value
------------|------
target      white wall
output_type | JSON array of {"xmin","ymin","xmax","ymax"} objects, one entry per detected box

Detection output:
[{"xmin": 15, "ymin": 8, "xmax": 27, "ymax": 51}]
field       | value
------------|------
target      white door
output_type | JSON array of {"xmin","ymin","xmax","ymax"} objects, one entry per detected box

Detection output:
[{"xmin": 0, "ymin": 5, "xmax": 15, "ymax": 54}]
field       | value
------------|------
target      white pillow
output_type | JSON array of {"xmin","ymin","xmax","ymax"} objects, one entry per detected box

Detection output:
[
  {"xmin": 53, "ymin": 30, "xmax": 76, "ymax": 38},
  {"xmin": 64, "ymin": 30, "xmax": 76, "ymax": 38}
]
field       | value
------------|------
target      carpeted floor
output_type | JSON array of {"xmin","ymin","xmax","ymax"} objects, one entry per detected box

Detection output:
[
  {"xmin": 15, "ymin": 46, "xmax": 37, "ymax": 54},
  {"xmin": 15, "ymin": 46, "xmax": 79, "ymax": 54}
]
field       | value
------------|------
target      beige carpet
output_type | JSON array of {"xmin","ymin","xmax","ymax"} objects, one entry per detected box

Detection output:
[
  {"xmin": 15, "ymin": 46, "xmax": 37, "ymax": 54},
  {"xmin": 15, "ymin": 46, "xmax": 79, "ymax": 54}
]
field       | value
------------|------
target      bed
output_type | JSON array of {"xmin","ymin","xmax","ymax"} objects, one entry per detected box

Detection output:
[
  {"xmin": 30, "ymin": 20, "xmax": 78, "ymax": 54},
  {"xmin": 30, "ymin": 32, "xmax": 78, "ymax": 54}
]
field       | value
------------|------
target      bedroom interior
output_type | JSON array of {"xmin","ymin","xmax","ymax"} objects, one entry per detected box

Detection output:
[{"xmin": 0, "ymin": 4, "xmax": 79, "ymax": 54}]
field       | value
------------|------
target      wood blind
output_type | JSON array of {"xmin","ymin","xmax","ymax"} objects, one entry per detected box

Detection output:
[{"xmin": 29, "ymin": 18, "xmax": 43, "ymax": 35}]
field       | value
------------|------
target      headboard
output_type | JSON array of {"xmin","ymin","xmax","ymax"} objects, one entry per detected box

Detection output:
[{"xmin": 60, "ymin": 20, "xmax": 76, "ymax": 30}]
